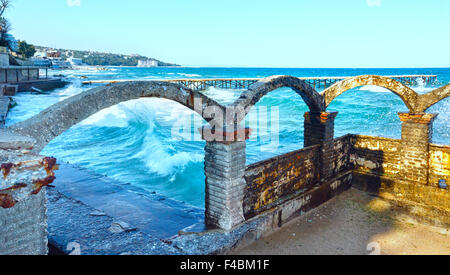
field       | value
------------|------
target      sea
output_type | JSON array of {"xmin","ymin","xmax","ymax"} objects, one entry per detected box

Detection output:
[{"xmin": 5, "ymin": 67, "xmax": 450, "ymax": 208}]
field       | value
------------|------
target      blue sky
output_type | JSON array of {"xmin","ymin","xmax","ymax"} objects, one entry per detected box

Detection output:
[{"xmin": 7, "ymin": 0, "xmax": 450, "ymax": 67}]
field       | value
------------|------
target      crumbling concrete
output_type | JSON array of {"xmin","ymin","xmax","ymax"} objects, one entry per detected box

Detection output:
[
  {"xmin": 0, "ymin": 131, "xmax": 36, "ymax": 150},
  {"xmin": 0, "ymin": 133, "xmax": 58, "ymax": 255}
]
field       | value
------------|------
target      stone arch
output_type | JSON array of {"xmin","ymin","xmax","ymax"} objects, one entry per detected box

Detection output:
[
  {"xmin": 230, "ymin": 75, "xmax": 325, "ymax": 124},
  {"xmin": 8, "ymin": 81, "xmax": 225, "ymax": 153},
  {"xmin": 418, "ymin": 83, "xmax": 450, "ymax": 112},
  {"xmin": 321, "ymin": 75, "xmax": 420, "ymax": 113}
]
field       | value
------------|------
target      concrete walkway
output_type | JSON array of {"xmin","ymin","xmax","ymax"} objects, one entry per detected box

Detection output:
[
  {"xmin": 51, "ymin": 164, "xmax": 204, "ymax": 239},
  {"xmin": 233, "ymin": 188, "xmax": 450, "ymax": 255}
]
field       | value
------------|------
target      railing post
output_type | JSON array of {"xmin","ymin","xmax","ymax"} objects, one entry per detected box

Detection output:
[
  {"xmin": 398, "ymin": 113, "xmax": 437, "ymax": 185},
  {"xmin": 201, "ymin": 127, "xmax": 250, "ymax": 230},
  {"xmin": 304, "ymin": 111, "xmax": 338, "ymax": 181}
]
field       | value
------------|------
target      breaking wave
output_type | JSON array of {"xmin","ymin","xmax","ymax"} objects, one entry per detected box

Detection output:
[
  {"xmin": 135, "ymin": 128, "xmax": 204, "ymax": 182},
  {"xmin": 80, "ymin": 98, "xmax": 205, "ymax": 182}
]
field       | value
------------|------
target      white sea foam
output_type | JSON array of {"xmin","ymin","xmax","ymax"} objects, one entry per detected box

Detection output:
[
  {"xmin": 178, "ymin": 73, "xmax": 201, "ymax": 77},
  {"xmin": 126, "ymin": 99, "xmax": 204, "ymax": 179},
  {"xmin": 79, "ymin": 97, "xmax": 204, "ymax": 180},
  {"xmin": 79, "ymin": 97, "xmax": 203, "ymax": 140},
  {"xmin": 135, "ymin": 119, "xmax": 203, "ymax": 181},
  {"xmin": 56, "ymin": 79, "xmax": 85, "ymax": 100},
  {"xmin": 79, "ymin": 99, "xmax": 155, "ymax": 128},
  {"xmin": 359, "ymin": 81, "xmax": 434, "ymax": 95},
  {"xmin": 139, "ymin": 145, "xmax": 203, "ymax": 182},
  {"xmin": 202, "ymin": 87, "xmax": 242, "ymax": 105},
  {"xmin": 79, "ymin": 104, "xmax": 129, "ymax": 127},
  {"xmin": 411, "ymin": 77, "xmax": 434, "ymax": 94},
  {"xmin": 359, "ymin": 85, "xmax": 391, "ymax": 93}
]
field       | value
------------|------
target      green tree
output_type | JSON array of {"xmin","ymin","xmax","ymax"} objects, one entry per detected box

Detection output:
[
  {"xmin": 18, "ymin": 40, "xmax": 35, "ymax": 58},
  {"xmin": 0, "ymin": 0, "xmax": 12, "ymax": 50}
]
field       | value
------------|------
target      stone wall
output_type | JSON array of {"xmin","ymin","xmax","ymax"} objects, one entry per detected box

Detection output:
[
  {"xmin": 350, "ymin": 135, "xmax": 402, "ymax": 177},
  {"xmin": 242, "ymin": 134, "xmax": 449, "ymax": 225},
  {"xmin": 429, "ymin": 144, "xmax": 450, "ymax": 188},
  {"xmin": 350, "ymin": 134, "xmax": 450, "ymax": 189},
  {"xmin": 349, "ymin": 134, "xmax": 449, "ymax": 225},
  {"xmin": 244, "ymin": 145, "xmax": 320, "ymax": 219},
  {"xmin": 243, "ymin": 135, "xmax": 353, "ymax": 220}
]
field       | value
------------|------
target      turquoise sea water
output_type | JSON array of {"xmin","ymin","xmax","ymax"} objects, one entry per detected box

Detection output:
[{"xmin": 6, "ymin": 67, "xmax": 450, "ymax": 208}]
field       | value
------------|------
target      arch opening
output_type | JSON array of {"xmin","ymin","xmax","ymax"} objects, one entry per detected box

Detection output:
[
  {"xmin": 425, "ymin": 96, "xmax": 450, "ymax": 145},
  {"xmin": 241, "ymin": 87, "xmax": 310, "ymax": 165},
  {"xmin": 327, "ymin": 87, "xmax": 406, "ymax": 140},
  {"xmin": 419, "ymin": 83, "xmax": 450, "ymax": 113},
  {"xmin": 232, "ymin": 76, "xmax": 325, "ymax": 125},
  {"xmin": 321, "ymin": 75, "xmax": 419, "ymax": 113}
]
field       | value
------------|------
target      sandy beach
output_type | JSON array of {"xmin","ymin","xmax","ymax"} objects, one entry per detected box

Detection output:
[{"xmin": 234, "ymin": 188, "xmax": 450, "ymax": 255}]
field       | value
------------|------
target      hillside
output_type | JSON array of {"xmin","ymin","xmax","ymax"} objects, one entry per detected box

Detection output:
[{"xmin": 34, "ymin": 46, "xmax": 179, "ymax": 67}]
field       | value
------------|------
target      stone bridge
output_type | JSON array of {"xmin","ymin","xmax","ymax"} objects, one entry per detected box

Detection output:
[{"xmin": 1, "ymin": 75, "xmax": 449, "ymax": 254}]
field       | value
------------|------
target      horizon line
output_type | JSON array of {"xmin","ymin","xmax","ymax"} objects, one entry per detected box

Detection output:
[{"xmin": 113, "ymin": 65, "xmax": 450, "ymax": 69}]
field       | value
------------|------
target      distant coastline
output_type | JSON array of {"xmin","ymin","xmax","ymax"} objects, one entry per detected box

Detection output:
[{"xmin": 34, "ymin": 45, "xmax": 180, "ymax": 67}]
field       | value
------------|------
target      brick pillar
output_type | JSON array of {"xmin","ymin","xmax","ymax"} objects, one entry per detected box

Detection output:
[
  {"xmin": 398, "ymin": 113, "xmax": 437, "ymax": 185},
  {"xmin": 304, "ymin": 112, "xmax": 338, "ymax": 147},
  {"xmin": 201, "ymin": 127, "xmax": 251, "ymax": 230},
  {"xmin": 304, "ymin": 112, "xmax": 338, "ymax": 181}
]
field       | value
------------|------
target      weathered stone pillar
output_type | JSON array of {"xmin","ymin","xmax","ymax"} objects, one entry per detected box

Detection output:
[
  {"xmin": 398, "ymin": 113, "xmax": 437, "ymax": 185},
  {"xmin": 304, "ymin": 112, "xmax": 338, "ymax": 147},
  {"xmin": 304, "ymin": 112, "xmax": 338, "ymax": 181},
  {"xmin": 0, "ymin": 133, "xmax": 58, "ymax": 254},
  {"xmin": 201, "ymin": 127, "xmax": 251, "ymax": 230}
]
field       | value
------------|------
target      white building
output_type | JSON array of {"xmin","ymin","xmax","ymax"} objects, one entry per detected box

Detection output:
[{"xmin": 137, "ymin": 59, "xmax": 158, "ymax": 67}]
